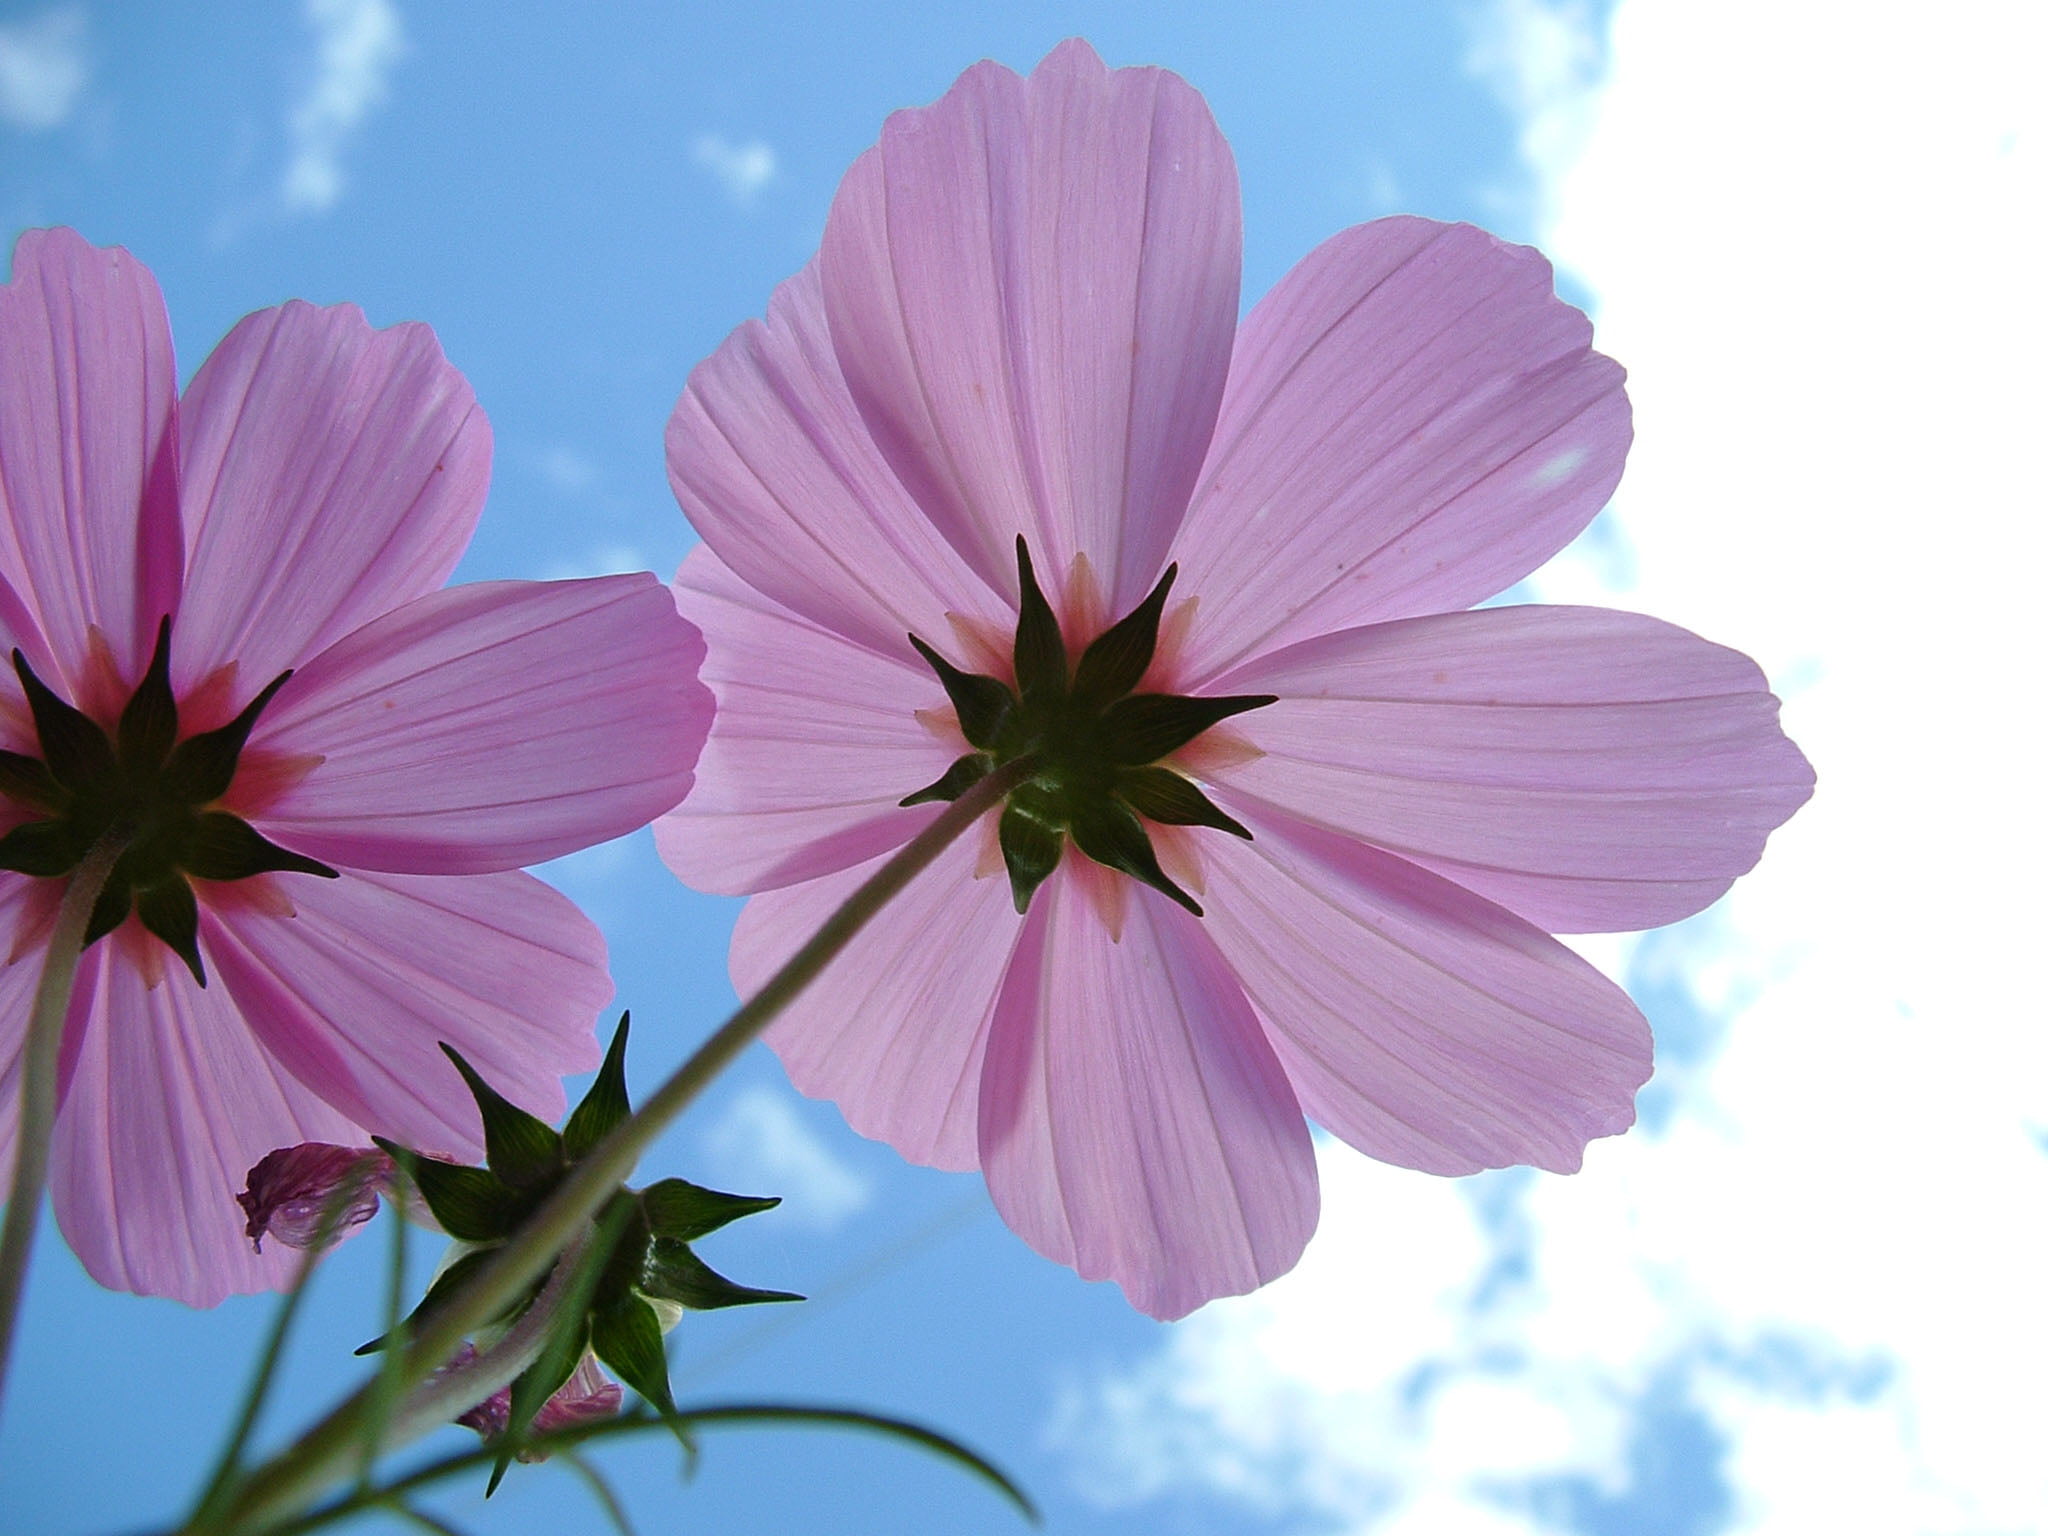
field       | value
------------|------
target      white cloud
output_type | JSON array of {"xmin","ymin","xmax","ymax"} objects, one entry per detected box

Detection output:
[
  {"xmin": 281, "ymin": 0, "xmax": 404, "ymax": 213},
  {"xmin": 698, "ymin": 1086, "xmax": 872, "ymax": 1232},
  {"xmin": 1058, "ymin": 2, "xmax": 2047, "ymax": 1531},
  {"xmin": 692, "ymin": 132, "xmax": 777, "ymax": 206},
  {"xmin": 0, "ymin": 6, "xmax": 87, "ymax": 132}
]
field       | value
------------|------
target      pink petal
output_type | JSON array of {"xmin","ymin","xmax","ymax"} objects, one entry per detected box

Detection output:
[
  {"xmin": 48, "ymin": 942, "xmax": 360, "ymax": 1305},
  {"xmin": 172, "ymin": 300, "xmax": 490, "ymax": 693},
  {"xmin": 0, "ymin": 875, "xmax": 49, "ymax": 1183},
  {"xmin": 668, "ymin": 266, "xmax": 1012, "ymax": 660},
  {"xmin": 977, "ymin": 864, "xmax": 1318, "ymax": 1320},
  {"xmin": 655, "ymin": 546, "xmax": 961, "ymax": 895},
  {"xmin": 248, "ymin": 574, "xmax": 709, "ymax": 874},
  {"xmin": 202, "ymin": 868, "xmax": 609, "ymax": 1158},
  {"xmin": 1209, "ymin": 606, "xmax": 1816, "ymax": 933},
  {"xmin": 821, "ymin": 38, "xmax": 1242, "ymax": 614},
  {"xmin": 0, "ymin": 229, "xmax": 183, "ymax": 692},
  {"xmin": 1170, "ymin": 219, "xmax": 1631, "ymax": 681},
  {"xmin": 733, "ymin": 833, "xmax": 1025, "ymax": 1172},
  {"xmin": 1198, "ymin": 812, "xmax": 1650, "ymax": 1177}
]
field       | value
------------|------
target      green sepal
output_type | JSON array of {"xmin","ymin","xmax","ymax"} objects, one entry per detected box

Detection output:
[
  {"xmin": 161, "ymin": 669, "xmax": 294, "ymax": 806},
  {"xmin": 184, "ymin": 811, "xmax": 339, "ymax": 882},
  {"xmin": 12, "ymin": 649, "xmax": 113, "ymax": 790},
  {"xmin": 441, "ymin": 1045, "xmax": 565, "ymax": 1190},
  {"xmin": 639, "ymin": 1238, "xmax": 802, "ymax": 1311},
  {"xmin": 1071, "ymin": 563, "xmax": 1176, "ymax": 710},
  {"xmin": 135, "ymin": 878, "xmax": 207, "ymax": 984},
  {"xmin": 590, "ymin": 1293, "xmax": 675, "ymax": 1414},
  {"xmin": 0, "ymin": 749, "xmax": 63, "ymax": 814},
  {"xmin": 0, "ymin": 817, "xmax": 87, "ymax": 878},
  {"xmin": 490, "ymin": 1316, "xmax": 590, "ymax": 1496},
  {"xmin": 997, "ymin": 798, "xmax": 1063, "ymax": 915},
  {"xmin": 898, "ymin": 751, "xmax": 992, "ymax": 808},
  {"xmin": 83, "ymin": 876, "xmax": 132, "ymax": 946},
  {"xmin": 1069, "ymin": 799, "xmax": 1201, "ymax": 916},
  {"xmin": 907, "ymin": 637, "xmax": 1013, "ymax": 749},
  {"xmin": 354, "ymin": 1246, "xmax": 513, "ymax": 1354},
  {"xmin": 374, "ymin": 1138, "xmax": 528, "ymax": 1242},
  {"xmin": 562, "ymin": 1013, "xmax": 632, "ymax": 1162},
  {"xmin": 117, "ymin": 617, "xmax": 179, "ymax": 772},
  {"xmin": 640, "ymin": 1178, "xmax": 780, "ymax": 1243},
  {"xmin": 1010, "ymin": 539, "xmax": 1067, "ymax": 704},
  {"xmin": 1117, "ymin": 765, "xmax": 1252, "ymax": 839},
  {"xmin": 1098, "ymin": 692, "xmax": 1276, "ymax": 766}
]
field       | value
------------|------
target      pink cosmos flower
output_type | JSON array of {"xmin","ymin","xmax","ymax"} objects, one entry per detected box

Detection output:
[
  {"xmin": 656, "ymin": 42, "xmax": 1813, "ymax": 1318},
  {"xmin": 0, "ymin": 229, "xmax": 711, "ymax": 1306}
]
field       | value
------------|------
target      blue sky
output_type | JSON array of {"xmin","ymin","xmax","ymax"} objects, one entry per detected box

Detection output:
[{"xmin": 1, "ymin": 2, "xmax": 2042, "ymax": 1534}]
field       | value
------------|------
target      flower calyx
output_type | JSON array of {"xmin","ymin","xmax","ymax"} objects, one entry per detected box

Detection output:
[
  {"xmin": 367, "ymin": 1014, "xmax": 798, "ymax": 1489},
  {"xmin": 903, "ymin": 538, "xmax": 1272, "ymax": 916},
  {"xmin": 0, "ymin": 617, "xmax": 335, "ymax": 984}
]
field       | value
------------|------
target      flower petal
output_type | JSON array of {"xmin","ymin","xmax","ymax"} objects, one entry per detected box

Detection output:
[
  {"xmin": 249, "ymin": 574, "xmax": 709, "ymax": 874},
  {"xmin": 1171, "ymin": 218, "xmax": 1631, "ymax": 681},
  {"xmin": 1209, "ymin": 606, "xmax": 1815, "ymax": 932},
  {"xmin": 668, "ymin": 266, "xmax": 1011, "ymax": 659},
  {"xmin": 0, "ymin": 228, "xmax": 183, "ymax": 692},
  {"xmin": 1200, "ymin": 810, "xmax": 1651, "ymax": 1177},
  {"xmin": 977, "ymin": 864, "xmax": 1318, "ymax": 1319},
  {"xmin": 172, "ymin": 300, "xmax": 490, "ymax": 693},
  {"xmin": 655, "ymin": 546, "xmax": 959, "ymax": 895},
  {"xmin": 202, "ymin": 868, "xmax": 608, "ymax": 1158},
  {"xmin": 0, "ymin": 874, "xmax": 50, "ymax": 1182},
  {"xmin": 48, "ymin": 942, "xmax": 360, "ymax": 1305},
  {"xmin": 821, "ymin": 38, "xmax": 1242, "ymax": 614},
  {"xmin": 735, "ymin": 833, "xmax": 1024, "ymax": 1172}
]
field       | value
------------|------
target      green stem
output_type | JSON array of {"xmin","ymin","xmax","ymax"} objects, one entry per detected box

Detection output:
[
  {"xmin": 0, "ymin": 838, "xmax": 119, "ymax": 1428},
  {"xmin": 197, "ymin": 759, "xmax": 1031, "ymax": 1534}
]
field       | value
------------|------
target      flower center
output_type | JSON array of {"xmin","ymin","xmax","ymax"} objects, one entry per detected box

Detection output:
[
  {"xmin": 902, "ymin": 539, "xmax": 1274, "ymax": 915},
  {"xmin": 0, "ymin": 617, "xmax": 336, "ymax": 984}
]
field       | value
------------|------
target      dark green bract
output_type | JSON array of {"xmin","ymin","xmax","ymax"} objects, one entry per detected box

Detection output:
[
  {"xmin": 0, "ymin": 617, "xmax": 335, "ymax": 984},
  {"xmin": 902, "ymin": 539, "xmax": 1274, "ymax": 916}
]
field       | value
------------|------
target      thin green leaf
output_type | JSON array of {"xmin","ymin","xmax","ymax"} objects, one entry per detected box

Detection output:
[
  {"xmin": 563, "ymin": 1014, "xmax": 633, "ymax": 1161},
  {"xmin": 639, "ymin": 1179, "xmax": 779, "ymax": 1243},
  {"xmin": 355, "ymin": 1248, "xmax": 500, "ymax": 1355},
  {"xmin": 558, "ymin": 1450, "xmax": 640, "ymax": 1536},
  {"xmin": 440, "ymin": 1044, "xmax": 564, "ymax": 1188},
  {"xmin": 377, "ymin": 1497, "xmax": 476, "ymax": 1536},
  {"xmin": 356, "ymin": 1179, "xmax": 412, "ymax": 1486},
  {"xmin": 491, "ymin": 1318, "xmax": 587, "ymax": 1497}
]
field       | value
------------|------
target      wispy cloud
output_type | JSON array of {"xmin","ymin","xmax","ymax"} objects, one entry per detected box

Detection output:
[
  {"xmin": 0, "ymin": 5, "xmax": 87, "ymax": 132},
  {"xmin": 1059, "ymin": 0, "xmax": 2046, "ymax": 1530},
  {"xmin": 692, "ymin": 132, "xmax": 777, "ymax": 206},
  {"xmin": 699, "ymin": 1086, "xmax": 872, "ymax": 1232},
  {"xmin": 281, "ymin": 0, "xmax": 404, "ymax": 213}
]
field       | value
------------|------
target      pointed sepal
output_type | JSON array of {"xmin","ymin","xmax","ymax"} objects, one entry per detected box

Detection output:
[
  {"xmin": 441, "ymin": 1045, "xmax": 565, "ymax": 1190},
  {"xmin": 0, "ymin": 749, "xmax": 63, "ymax": 814},
  {"xmin": 374, "ymin": 1139, "xmax": 528, "ymax": 1242},
  {"xmin": 640, "ymin": 1178, "xmax": 780, "ymax": 1243},
  {"xmin": 589, "ymin": 1293, "xmax": 675, "ymax": 1415},
  {"xmin": 135, "ymin": 877, "xmax": 207, "ymax": 984},
  {"xmin": 639, "ymin": 1238, "xmax": 803, "ymax": 1311},
  {"xmin": 116, "ymin": 617, "xmax": 179, "ymax": 772},
  {"xmin": 161, "ymin": 669, "xmax": 294, "ymax": 805},
  {"xmin": 0, "ymin": 817, "xmax": 88, "ymax": 878},
  {"xmin": 908, "ymin": 637, "xmax": 1014, "ymax": 749},
  {"xmin": 1010, "ymin": 539, "xmax": 1067, "ymax": 703},
  {"xmin": 489, "ymin": 1318, "xmax": 590, "ymax": 1496},
  {"xmin": 562, "ymin": 1013, "xmax": 633, "ymax": 1162},
  {"xmin": 1098, "ymin": 692, "xmax": 1276, "ymax": 766},
  {"xmin": 12, "ymin": 649, "xmax": 114, "ymax": 790},
  {"xmin": 1117, "ymin": 765, "xmax": 1253, "ymax": 839},
  {"xmin": 1070, "ymin": 799, "xmax": 1201, "ymax": 916},
  {"xmin": 997, "ymin": 797, "xmax": 1063, "ymax": 915},
  {"xmin": 1072, "ymin": 564, "xmax": 1176, "ymax": 710},
  {"xmin": 184, "ymin": 811, "xmax": 339, "ymax": 882},
  {"xmin": 899, "ymin": 751, "xmax": 992, "ymax": 808}
]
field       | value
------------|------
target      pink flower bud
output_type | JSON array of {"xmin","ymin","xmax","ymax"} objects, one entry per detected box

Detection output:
[
  {"xmin": 236, "ymin": 1143, "xmax": 395, "ymax": 1252},
  {"xmin": 452, "ymin": 1349, "xmax": 622, "ymax": 1460}
]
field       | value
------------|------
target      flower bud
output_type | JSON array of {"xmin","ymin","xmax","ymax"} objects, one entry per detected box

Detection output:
[{"xmin": 236, "ymin": 1143, "xmax": 395, "ymax": 1252}]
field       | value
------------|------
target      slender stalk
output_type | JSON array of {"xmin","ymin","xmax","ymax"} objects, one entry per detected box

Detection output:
[
  {"xmin": 0, "ymin": 838, "xmax": 119, "ymax": 1425},
  {"xmin": 197, "ymin": 760, "xmax": 1030, "ymax": 1534}
]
